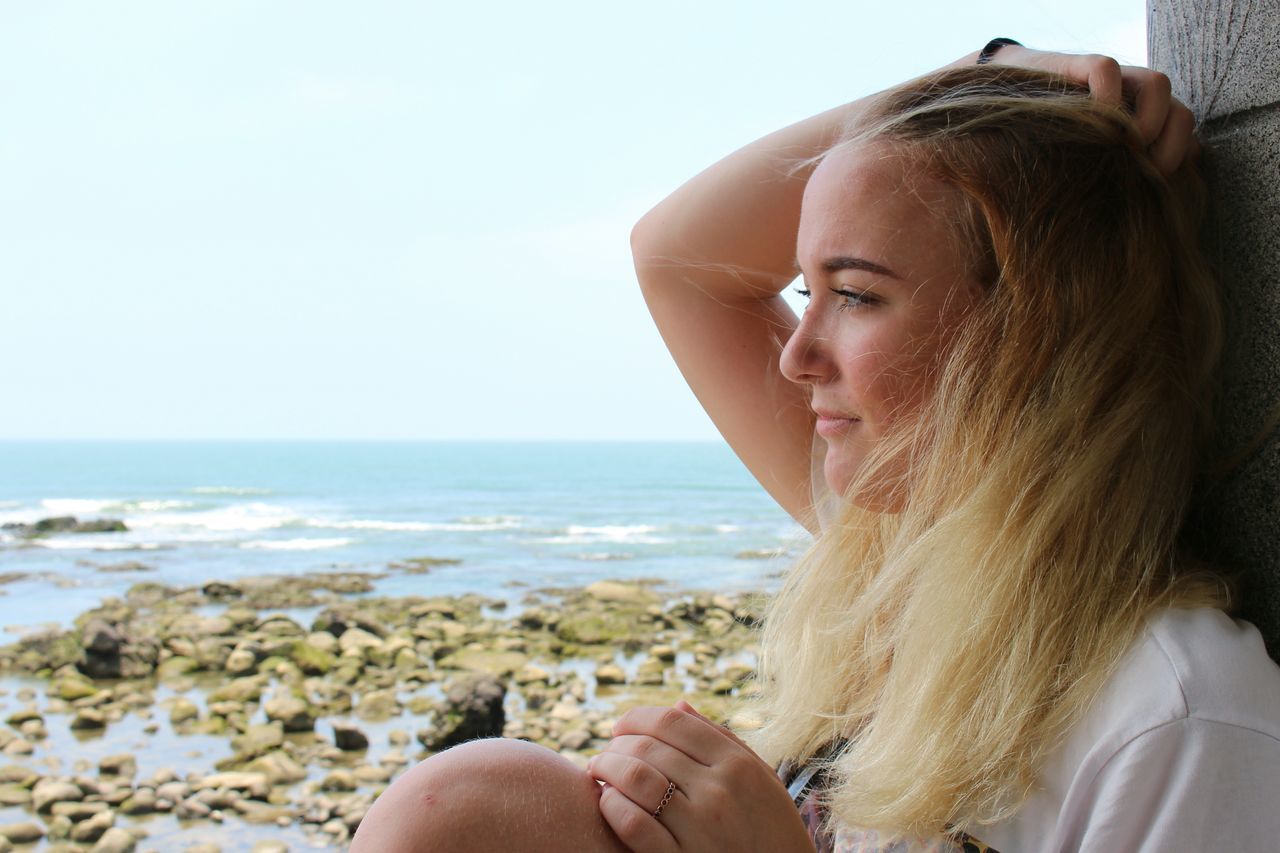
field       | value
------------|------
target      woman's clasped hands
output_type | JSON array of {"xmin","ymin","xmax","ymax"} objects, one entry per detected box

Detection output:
[{"xmin": 588, "ymin": 700, "xmax": 815, "ymax": 853}]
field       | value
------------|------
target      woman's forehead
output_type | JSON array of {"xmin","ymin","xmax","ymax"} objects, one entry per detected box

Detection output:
[{"xmin": 797, "ymin": 141, "xmax": 971, "ymax": 288}]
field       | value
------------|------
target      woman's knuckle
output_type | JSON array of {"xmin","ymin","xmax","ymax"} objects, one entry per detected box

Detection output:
[
  {"xmin": 621, "ymin": 759, "xmax": 648, "ymax": 788},
  {"xmin": 657, "ymin": 707, "xmax": 685, "ymax": 729}
]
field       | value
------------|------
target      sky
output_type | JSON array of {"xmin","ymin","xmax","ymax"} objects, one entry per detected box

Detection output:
[{"xmin": 0, "ymin": 1, "xmax": 1148, "ymax": 440}]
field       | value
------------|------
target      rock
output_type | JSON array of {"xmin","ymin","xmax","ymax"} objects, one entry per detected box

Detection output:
[
  {"xmin": 305, "ymin": 631, "xmax": 338, "ymax": 653},
  {"xmin": 98, "ymin": 754, "xmax": 136, "ymax": 778},
  {"xmin": 559, "ymin": 729, "xmax": 592, "ymax": 750},
  {"xmin": 513, "ymin": 663, "xmax": 550, "ymax": 685},
  {"xmin": 176, "ymin": 796, "xmax": 211, "ymax": 819},
  {"xmin": 585, "ymin": 581, "xmax": 657, "ymax": 604},
  {"xmin": 416, "ymin": 675, "xmax": 506, "ymax": 751},
  {"xmin": 70, "ymin": 709, "xmax": 107, "ymax": 730},
  {"xmin": 437, "ymin": 648, "xmax": 527, "ymax": 677},
  {"xmin": 337, "ymin": 627, "xmax": 384, "ymax": 654},
  {"xmin": 195, "ymin": 772, "xmax": 269, "ymax": 799},
  {"xmin": 70, "ymin": 809, "xmax": 114, "ymax": 843},
  {"xmin": 355, "ymin": 689, "xmax": 399, "ymax": 721},
  {"xmin": 263, "ymin": 694, "xmax": 314, "ymax": 732},
  {"xmin": 32, "ymin": 779, "xmax": 84, "ymax": 813},
  {"xmin": 223, "ymin": 648, "xmax": 257, "ymax": 676},
  {"xmin": 202, "ymin": 581, "xmax": 241, "ymax": 600},
  {"xmin": 230, "ymin": 721, "xmax": 284, "ymax": 759},
  {"xmin": 244, "ymin": 751, "xmax": 307, "ymax": 785},
  {"xmin": 168, "ymin": 698, "xmax": 200, "ymax": 725},
  {"xmin": 3, "ymin": 738, "xmax": 34, "ymax": 756},
  {"xmin": 207, "ymin": 676, "xmax": 265, "ymax": 704},
  {"xmin": 332, "ymin": 722, "xmax": 369, "ymax": 751},
  {"xmin": 4, "ymin": 707, "xmax": 41, "ymax": 726},
  {"xmin": 154, "ymin": 781, "xmax": 189, "ymax": 803},
  {"xmin": 90, "ymin": 827, "xmax": 137, "ymax": 853},
  {"xmin": 320, "ymin": 769, "xmax": 357, "ymax": 792},
  {"xmin": 594, "ymin": 663, "xmax": 626, "ymax": 685},
  {"xmin": 250, "ymin": 841, "xmax": 289, "ymax": 853},
  {"xmin": 0, "ymin": 785, "xmax": 31, "ymax": 806},
  {"xmin": 78, "ymin": 620, "xmax": 158, "ymax": 679},
  {"xmin": 0, "ymin": 765, "xmax": 37, "ymax": 786},
  {"xmin": 118, "ymin": 789, "xmax": 156, "ymax": 815},
  {"xmin": 51, "ymin": 800, "xmax": 109, "ymax": 820},
  {"xmin": 155, "ymin": 656, "xmax": 199, "ymax": 679},
  {"xmin": 288, "ymin": 641, "xmax": 335, "ymax": 675},
  {"xmin": 353, "ymin": 764, "xmax": 393, "ymax": 784},
  {"xmin": 0, "ymin": 822, "xmax": 44, "ymax": 843},
  {"xmin": 54, "ymin": 678, "xmax": 98, "ymax": 701}
]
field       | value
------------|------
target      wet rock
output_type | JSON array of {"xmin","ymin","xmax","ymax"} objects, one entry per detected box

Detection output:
[
  {"xmin": 70, "ymin": 709, "xmax": 107, "ymax": 730},
  {"xmin": 69, "ymin": 808, "xmax": 114, "ymax": 843},
  {"xmin": 97, "ymin": 754, "xmax": 136, "ymax": 780},
  {"xmin": 1, "ymin": 738, "xmax": 33, "ymax": 756},
  {"xmin": 230, "ymin": 721, "xmax": 284, "ymax": 759},
  {"xmin": 250, "ymin": 841, "xmax": 289, "ymax": 853},
  {"xmin": 244, "ymin": 751, "xmax": 307, "ymax": 785},
  {"xmin": 585, "ymin": 581, "xmax": 658, "ymax": 605},
  {"xmin": 51, "ymin": 800, "xmax": 109, "ymax": 820},
  {"xmin": 168, "ymin": 698, "xmax": 200, "ymax": 725},
  {"xmin": 354, "ymin": 689, "xmax": 399, "ymax": 721},
  {"xmin": 118, "ymin": 788, "xmax": 156, "ymax": 815},
  {"xmin": 223, "ymin": 648, "xmax": 257, "ymax": 676},
  {"xmin": 207, "ymin": 676, "xmax": 265, "ymax": 704},
  {"xmin": 0, "ymin": 786, "xmax": 30, "ymax": 806},
  {"xmin": 416, "ymin": 674, "xmax": 506, "ymax": 751},
  {"xmin": 32, "ymin": 779, "xmax": 84, "ymax": 813},
  {"xmin": 0, "ymin": 765, "xmax": 37, "ymax": 786},
  {"xmin": 353, "ymin": 764, "xmax": 393, "ymax": 784},
  {"xmin": 176, "ymin": 796, "xmax": 211, "ymax": 819},
  {"xmin": 78, "ymin": 620, "xmax": 158, "ymax": 680},
  {"xmin": 5, "ymin": 706, "xmax": 41, "ymax": 726},
  {"xmin": 234, "ymin": 800, "xmax": 295, "ymax": 824},
  {"xmin": 332, "ymin": 722, "xmax": 369, "ymax": 751},
  {"xmin": 559, "ymin": 729, "xmax": 592, "ymax": 751},
  {"xmin": 0, "ymin": 822, "xmax": 44, "ymax": 843},
  {"xmin": 263, "ymin": 693, "xmax": 314, "ymax": 732},
  {"xmin": 90, "ymin": 827, "xmax": 138, "ymax": 853},
  {"xmin": 594, "ymin": 663, "xmax": 626, "ymax": 685},
  {"xmin": 288, "ymin": 641, "xmax": 335, "ymax": 675},
  {"xmin": 437, "ymin": 648, "xmax": 527, "ymax": 677},
  {"xmin": 320, "ymin": 769, "xmax": 357, "ymax": 792},
  {"xmin": 195, "ymin": 772, "xmax": 269, "ymax": 799}
]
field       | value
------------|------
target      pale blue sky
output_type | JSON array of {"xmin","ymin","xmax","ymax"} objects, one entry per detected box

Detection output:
[{"xmin": 1, "ymin": 1, "xmax": 1147, "ymax": 440}]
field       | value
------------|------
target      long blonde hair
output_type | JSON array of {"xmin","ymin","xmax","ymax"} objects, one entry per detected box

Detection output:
[{"xmin": 747, "ymin": 66, "xmax": 1233, "ymax": 842}]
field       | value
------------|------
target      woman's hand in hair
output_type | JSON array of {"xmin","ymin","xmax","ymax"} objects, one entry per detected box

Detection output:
[
  {"xmin": 589, "ymin": 701, "xmax": 815, "ymax": 853},
  {"xmin": 985, "ymin": 45, "xmax": 1199, "ymax": 175}
]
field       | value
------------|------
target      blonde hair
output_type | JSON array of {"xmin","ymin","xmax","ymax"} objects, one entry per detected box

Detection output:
[{"xmin": 746, "ymin": 66, "xmax": 1233, "ymax": 843}]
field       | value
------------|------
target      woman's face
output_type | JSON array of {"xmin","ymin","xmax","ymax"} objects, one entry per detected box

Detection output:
[{"xmin": 781, "ymin": 141, "xmax": 984, "ymax": 510}]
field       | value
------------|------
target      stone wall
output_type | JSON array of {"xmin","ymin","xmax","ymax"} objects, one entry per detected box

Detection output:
[{"xmin": 1150, "ymin": 0, "xmax": 1280, "ymax": 659}]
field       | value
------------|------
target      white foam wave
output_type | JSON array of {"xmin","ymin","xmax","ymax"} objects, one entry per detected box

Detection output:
[
  {"xmin": 127, "ymin": 502, "xmax": 297, "ymax": 534},
  {"xmin": 191, "ymin": 486, "xmax": 273, "ymax": 496},
  {"xmin": 574, "ymin": 552, "xmax": 636, "ymax": 561},
  {"xmin": 307, "ymin": 516, "xmax": 522, "ymax": 533},
  {"xmin": 538, "ymin": 524, "xmax": 666, "ymax": 545},
  {"xmin": 41, "ymin": 498, "xmax": 113, "ymax": 515},
  {"xmin": 240, "ymin": 537, "xmax": 354, "ymax": 551},
  {"xmin": 714, "ymin": 524, "xmax": 740, "ymax": 534}
]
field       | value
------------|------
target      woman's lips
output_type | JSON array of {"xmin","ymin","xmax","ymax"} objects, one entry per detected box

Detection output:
[{"xmin": 815, "ymin": 414, "xmax": 860, "ymax": 437}]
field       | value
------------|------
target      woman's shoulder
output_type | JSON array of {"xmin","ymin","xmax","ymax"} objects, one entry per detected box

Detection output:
[{"xmin": 975, "ymin": 607, "xmax": 1280, "ymax": 853}]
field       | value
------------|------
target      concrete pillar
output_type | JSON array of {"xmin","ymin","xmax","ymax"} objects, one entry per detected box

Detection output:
[{"xmin": 1149, "ymin": 1, "xmax": 1280, "ymax": 659}]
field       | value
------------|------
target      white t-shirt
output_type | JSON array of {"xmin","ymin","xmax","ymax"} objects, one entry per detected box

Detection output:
[
  {"xmin": 974, "ymin": 606, "xmax": 1280, "ymax": 852},
  {"xmin": 807, "ymin": 443, "xmax": 1280, "ymax": 850}
]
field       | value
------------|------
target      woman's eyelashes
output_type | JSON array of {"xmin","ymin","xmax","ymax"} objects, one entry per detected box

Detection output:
[{"xmin": 793, "ymin": 286, "xmax": 877, "ymax": 312}]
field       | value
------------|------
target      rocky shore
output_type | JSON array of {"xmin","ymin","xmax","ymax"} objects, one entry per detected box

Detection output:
[{"xmin": 0, "ymin": 570, "xmax": 764, "ymax": 851}]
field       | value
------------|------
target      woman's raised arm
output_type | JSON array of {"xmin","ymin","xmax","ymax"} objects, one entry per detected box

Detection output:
[{"xmin": 631, "ymin": 44, "xmax": 1189, "ymax": 532}]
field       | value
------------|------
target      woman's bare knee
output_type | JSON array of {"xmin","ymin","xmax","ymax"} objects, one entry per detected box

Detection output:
[{"xmin": 350, "ymin": 738, "xmax": 627, "ymax": 853}]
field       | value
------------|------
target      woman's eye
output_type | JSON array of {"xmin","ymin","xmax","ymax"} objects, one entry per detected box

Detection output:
[{"xmin": 831, "ymin": 288, "xmax": 874, "ymax": 311}]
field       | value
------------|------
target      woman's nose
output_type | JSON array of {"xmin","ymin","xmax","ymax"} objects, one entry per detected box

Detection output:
[{"xmin": 780, "ymin": 312, "xmax": 834, "ymax": 386}]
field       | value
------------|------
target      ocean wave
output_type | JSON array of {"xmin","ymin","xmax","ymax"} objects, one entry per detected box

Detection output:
[
  {"xmin": 190, "ymin": 486, "xmax": 273, "ymax": 496},
  {"xmin": 40, "ymin": 498, "xmax": 114, "ymax": 515},
  {"xmin": 240, "ymin": 537, "xmax": 355, "ymax": 551},
  {"xmin": 573, "ymin": 552, "xmax": 636, "ymax": 561},
  {"xmin": 126, "ymin": 502, "xmax": 298, "ymax": 534},
  {"xmin": 30, "ymin": 538, "xmax": 163, "ymax": 552},
  {"xmin": 537, "ymin": 524, "xmax": 667, "ymax": 545},
  {"xmin": 306, "ymin": 516, "xmax": 522, "ymax": 533}
]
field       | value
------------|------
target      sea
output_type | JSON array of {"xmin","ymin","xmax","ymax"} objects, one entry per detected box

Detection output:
[{"xmin": 0, "ymin": 441, "xmax": 806, "ymax": 643}]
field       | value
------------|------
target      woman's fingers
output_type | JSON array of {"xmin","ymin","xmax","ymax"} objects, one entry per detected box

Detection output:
[
  {"xmin": 598, "ymin": 783, "xmax": 678, "ymax": 853},
  {"xmin": 1148, "ymin": 100, "xmax": 1197, "ymax": 175},
  {"xmin": 589, "ymin": 752, "xmax": 676, "ymax": 816},
  {"xmin": 612, "ymin": 706, "xmax": 729, "ymax": 766},
  {"xmin": 1123, "ymin": 66, "xmax": 1174, "ymax": 145}
]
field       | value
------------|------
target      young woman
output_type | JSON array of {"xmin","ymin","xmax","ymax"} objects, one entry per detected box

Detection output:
[{"xmin": 352, "ymin": 42, "xmax": 1280, "ymax": 852}]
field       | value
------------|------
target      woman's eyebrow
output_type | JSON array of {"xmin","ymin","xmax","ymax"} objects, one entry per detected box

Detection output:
[{"xmin": 792, "ymin": 255, "xmax": 903, "ymax": 280}]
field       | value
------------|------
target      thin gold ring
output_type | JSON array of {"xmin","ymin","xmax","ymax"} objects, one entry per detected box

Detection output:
[{"xmin": 652, "ymin": 781, "xmax": 677, "ymax": 818}]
